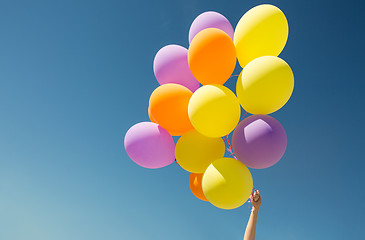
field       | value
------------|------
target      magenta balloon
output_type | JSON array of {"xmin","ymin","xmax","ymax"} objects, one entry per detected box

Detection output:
[
  {"xmin": 188, "ymin": 11, "xmax": 234, "ymax": 44},
  {"xmin": 153, "ymin": 45, "xmax": 200, "ymax": 92},
  {"xmin": 232, "ymin": 115, "xmax": 287, "ymax": 169},
  {"xmin": 124, "ymin": 122, "xmax": 175, "ymax": 169}
]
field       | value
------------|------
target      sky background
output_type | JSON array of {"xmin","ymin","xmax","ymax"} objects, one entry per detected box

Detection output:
[{"xmin": 0, "ymin": 0, "xmax": 364, "ymax": 239}]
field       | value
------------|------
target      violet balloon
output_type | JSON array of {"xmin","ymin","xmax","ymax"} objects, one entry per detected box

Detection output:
[
  {"xmin": 189, "ymin": 11, "xmax": 234, "ymax": 44},
  {"xmin": 232, "ymin": 115, "xmax": 287, "ymax": 169},
  {"xmin": 153, "ymin": 45, "xmax": 200, "ymax": 92},
  {"xmin": 124, "ymin": 122, "xmax": 175, "ymax": 169}
]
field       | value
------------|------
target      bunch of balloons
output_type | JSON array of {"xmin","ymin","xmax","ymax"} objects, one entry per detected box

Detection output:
[{"xmin": 124, "ymin": 4, "xmax": 294, "ymax": 210}]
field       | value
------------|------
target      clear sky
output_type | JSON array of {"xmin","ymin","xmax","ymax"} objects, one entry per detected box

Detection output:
[{"xmin": 0, "ymin": 0, "xmax": 364, "ymax": 239}]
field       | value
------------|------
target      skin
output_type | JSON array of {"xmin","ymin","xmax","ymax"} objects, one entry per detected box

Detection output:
[{"xmin": 244, "ymin": 190, "xmax": 262, "ymax": 240}]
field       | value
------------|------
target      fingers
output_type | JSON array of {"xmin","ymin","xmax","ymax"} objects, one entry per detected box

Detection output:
[
  {"xmin": 253, "ymin": 189, "xmax": 260, "ymax": 202},
  {"xmin": 256, "ymin": 190, "xmax": 261, "ymax": 203}
]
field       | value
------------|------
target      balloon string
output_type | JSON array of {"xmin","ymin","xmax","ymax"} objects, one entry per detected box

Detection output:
[
  {"xmin": 229, "ymin": 74, "xmax": 240, "ymax": 78},
  {"xmin": 224, "ymin": 135, "xmax": 237, "ymax": 160},
  {"xmin": 222, "ymin": 112, "xmax": 248, "ymax": 160},
  {"xmin": 248, "ymin": 186, "xmax": 256, "ymax": 209},
  {"xmin": 241, "ymin": 112, "xmax": 247, "ymax": 120},
  {"xmin": 174, "ymin": 159, "xmax": 180, "ymax": 166}
]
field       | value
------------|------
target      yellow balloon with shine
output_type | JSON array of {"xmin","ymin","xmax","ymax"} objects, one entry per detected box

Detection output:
[
  {"xmin": 234, "ymin": 4, "xmax": 289, "ymax": 68},
  {"xmin": 236, "ymin": 56, "xmax": 294, "ymax": 115},
  {"xmin": 188, "ymin": 84, "xmax": 241, "ymax": 138},
  {"xmin": 175, "ymin": 130, "xmax": 225, "ymax": 173},
  {"xmin": 202, "ymin": 158, "xmax": 253, "ymax": 210}
]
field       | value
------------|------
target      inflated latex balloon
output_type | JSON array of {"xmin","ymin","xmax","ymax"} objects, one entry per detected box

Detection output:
[
  {"xmin": 154, "ymin": 45, "xmax": 200, "ymax": 92},
  {"xmin": 189, "ymin": 11, "xmax": 234, "ymax": 44},
  {"xmin": 188, "ymin": 28, "xmax": 236, "ymax": 85},
  {"xmin": 150, "ymin": 84, "xmax": 194, "ymax": 136},
  {"xmin": 124, "ymin": 122, "xmax": 175, "ymax": 169},
  {"xmin": 188, "ymin": 84, "xmax": 240, "ymax": 138},
  {"xmin": 234, "ymin": 4, "xmax": 289, "ymax": 67},
  {"xmin": 236, "ymin": 56, "xmax": 294, "ymax": 114},
  {"xmin": 202, "ymin": 158, "xmax": 253, "ymax": 209},
  {"xmin": 176, "ymin": 130, "xmax": 225, "ymax": 173},
  {"xmin": 148, "ymin": 106, "xmax": 157, "ymax": 123},
  {"xmin": 189, "ymin": 173, "xmax": 208, "ymax": 201},
  {"xmin": 232, "ymin": 115, "xmax": 287, "ymax": 169}
]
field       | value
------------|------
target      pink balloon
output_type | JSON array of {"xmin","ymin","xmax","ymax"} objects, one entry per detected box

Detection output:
[
  {"xmin": 124, "ymin": 122, "xmax": 175, "ymax": 169},
  {"xmin": 189, "ymin": 11, "xmax": 234, "ymax": 44},
  {"xmin": 153, "ymin": 45, "xmax": 200, "ymax": 92}
]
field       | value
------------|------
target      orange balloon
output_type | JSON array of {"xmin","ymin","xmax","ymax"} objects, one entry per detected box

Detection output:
[
  {"xmin": 148, "ymin": 105, "xmax": 157, "ymax": 123},
  {"xmin": 149, "ymin": 84, "xmax": 194, "ymax": 136},
  {"xmin": 188, "ymin": 28, "xmax": 236, "ymax": 85},
  {"xmin": 189, "ymin": 173, "xmax": 208, "ymax": 201}
]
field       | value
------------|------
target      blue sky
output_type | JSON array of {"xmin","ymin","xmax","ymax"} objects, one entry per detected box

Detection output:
[{"xmin": 0, "ymin": 0, "xmax": 364, "ymax": 239}]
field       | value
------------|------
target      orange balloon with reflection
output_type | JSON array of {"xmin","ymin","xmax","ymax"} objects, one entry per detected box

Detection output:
[
  {"xmin": 149, "ymin": 84, "xmax": 194, "ymax": 136},
  {"xmin": 188, "ymin": 28, "xmax": 236, "ymax": 85},
  {"xmin": 148, "ymin": 105, "xmax": 157, "ymax": 123},
  {"xmin": 189, "ymin": 173, "xmax": 208, "ymax": 201}
]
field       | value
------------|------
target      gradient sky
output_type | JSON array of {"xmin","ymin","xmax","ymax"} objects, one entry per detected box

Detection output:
[{"xmin": 0, "ymin": 0, "xmax": 364, "ymax": 239}]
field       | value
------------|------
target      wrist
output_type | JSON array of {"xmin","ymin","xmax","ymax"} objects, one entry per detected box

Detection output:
[{"xmin": 251, "ymin": 207, "xmax": 260, "ymax": 214}]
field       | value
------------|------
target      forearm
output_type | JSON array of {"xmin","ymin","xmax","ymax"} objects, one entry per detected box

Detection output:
[{"xmin": 244, "ymin": 209, "xmax": 259, "ymax": 240}]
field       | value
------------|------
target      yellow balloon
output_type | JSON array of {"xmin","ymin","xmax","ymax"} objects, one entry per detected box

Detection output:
[
  {"xmin": 175, "ymin": 130, "xmax": 225, "ymax": 173},
  {"xmin": 234, "ymin": 4, "xmax": 289, "ymax": 67},
  {"xmin": 202, "ymin": 158, "xmax": 253, "ymax": 210},
  {"xmin": 236, "ymin": 56, "xmax": 294, "ymax": 114},
  {"xmin": 188, "ymin": 85, "xmax": 241, "ymax": 138}
]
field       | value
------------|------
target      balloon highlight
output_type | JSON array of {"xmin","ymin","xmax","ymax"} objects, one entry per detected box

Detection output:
[
  {"xmin": 202, "ymin": 158, "xmax": 253, "ymax": 209},
  {"xmin": 188, "ymin": 84, "xmax": 241, "ymax": 138},
  {"xmin": 149, "ymin": 84, "xmax": 194, "ymax": 136},
  {"xmin": 188, "ymin": 28, "xmax": 236, "ymax": 85},
  {"xmin": 189, "ymin": 173, "xmax": 208, "ymax": 201},
  {"xmin": 189, "ymin": 11, "xmax": 234, "ymax": 43},
  {"xmin": 176, "ymin": 130, "xmax": 225, "ymax": 173},
  {"xmin": 124, "ymin": 122, "xmax": 175, "ymax": 169},
  {"xmin": 232, "ymin": 115, "xmax": 287, "ymax": 169},
  {"xmin": 154, "ymin": 45, "xmax": 200, "ymax": 92},
  {"xmin": 234, "ymin": 4, "xmax": 289, "ymax": 67},
  {"xmin": 236, "ymin": 56, "xmax": 294, "ymax": 114}
]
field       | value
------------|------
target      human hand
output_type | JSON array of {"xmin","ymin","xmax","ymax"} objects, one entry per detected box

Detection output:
[{"xmin": 250, "ymin": 189, "xmax": 261, "ymax": 212}]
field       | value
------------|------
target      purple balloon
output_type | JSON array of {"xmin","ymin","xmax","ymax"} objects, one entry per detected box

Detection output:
[
  {"xmin": 153, "ymin": 45, "xmax": 200, "ymax": 92},
  {"xmin": 189, "ymin": 11, "xmax": 234, "ymax": 44},
  {"xmin": 232, "ymin": 115, "xmax": 287, "ymax": 169},
  {"xmin": 124, "ymin": 122, "xmax": 175, "ymax": 169}
]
